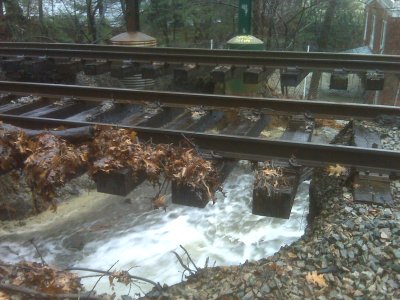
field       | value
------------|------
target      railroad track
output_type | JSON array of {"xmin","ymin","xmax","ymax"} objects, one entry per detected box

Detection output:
[
  {"xmin": 0, "ymin": 43, "xmax": 400, "ymax": 72},
  {"xmin": 0, "ymin": 44, "xmax": 399, "ymax": 217},
  {"xmin": 0, "ymin": 81, "xmax": 399, "ymax": 171}
]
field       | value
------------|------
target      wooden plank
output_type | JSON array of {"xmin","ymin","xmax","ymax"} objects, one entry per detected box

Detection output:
[
  {"xmin": 352, "ymin": 126, "xmax": 392, "ymax": 205},
  {"xmin": 1, "ymin": 57, "xmax": 24, "ymax": 72},
  {"xmin": 94, "ymin": 104, "xmax": 142, "ymax": 123},
  {"xmin": 83, "ymin": 61, "xmax": 111, "ymax": 76},
  {"xmin": 252, "ymin": 115, "xmax": 314, "ymax": 219},
  {"xmin": 243, "ymin": 66, "xmax": 266, "ymax": 84},
  {"xmin": 130, "ymin": 107, "xmax": 185, "ymax": 127},
  {"xmin": 365, "ymin": 71, "xmax": 384, "ymax": 91},
  {"xmin": 0, "ymin": 94, "xmax": 16, "ymax": 106},
  {"xmin": 110, "ymin": 62, "xmax": 140, "ymax": 78},
  {"xmin": 281, "ymin": 115, "xmax": 313, "ymax": 143},
  {"xmin": 330, "ymin": 69, "xmax": 348, "ymax": 90},
  {"xmin": 66, "ymin": 106, "xmax": 110, "ymax": 122},
  {"xmin": 20, "ymin": 101, "xmax": 85, "ymax": 119},
  {"xmin": 95, "ymin": 169, "xmax": 146, "ymax": 196},
  {"xmin": 172, "ymin": 113, "xmax": 271, "ymax": 208},
  {"xmin": 0, "ymin": 98, "xmax": 48, "ymax": 114},
  {"xmin": 253, "ymin": 170, "xmax": 299, "ymax": 219},
  {"xmin": 141, "ymin": 63, "xmax": 167, "ymax": 79},
  {"xmin": 280, "ymin": 67, "xmax": 310, "ymax": 87},
  {"xmin": 211, "ymin": 65, "xmax": 233, "ymax": 83},
  {"xmin": 173, "ymin": 64, "xmax": 214, "ymax": 93},
  {"xmin": 353, "ymin": 172, "xmax": 393, "ymax": 206}
]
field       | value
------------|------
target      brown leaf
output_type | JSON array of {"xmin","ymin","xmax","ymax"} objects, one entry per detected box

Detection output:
[
  {"xmin": 326, "ymin": 164, "xmax": 347, "ymax": 177},
  {"xmin": 306, "ymin": 271, "xmax": 327, "ymax": 288},
  {"xmin": 152, "ymin": 195, "xmax": 167, "ymax": 211}
]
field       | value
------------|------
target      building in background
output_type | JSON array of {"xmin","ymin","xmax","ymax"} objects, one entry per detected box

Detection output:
[{"xmin": 364, "ymin": 0, "xmax": 400, "ymax": 105}]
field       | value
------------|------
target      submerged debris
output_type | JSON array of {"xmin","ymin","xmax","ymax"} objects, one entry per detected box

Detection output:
[
  {"xmin": 254, "ymin": 162, "xmax": 292, "ymax": 195},
  {"xmin": 165, "ymin": 147, "xmax": 220, "ymax": 202},
  {"xmin": 24, "ymin": 134, "xmax": 89, "ymax": 212},
  {"xmin": 0, "ymin": 261, "xmax": 81, "ymax": 299},
  {"xmin": 90, "ymin": 127, "xmax": 140, "ymax": 175},
  {"xmin": 0, "ymin": 122, "xmax": 33, "ymax": 174},
  {"xmin": 0, "ymin": 123, "xmax": 221, "ymax": 214}
]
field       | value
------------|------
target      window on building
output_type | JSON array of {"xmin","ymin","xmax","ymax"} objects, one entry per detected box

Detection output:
[
  {"xmin": 380, "ymin": 20, "xmax": 387, "ymax": 53},
  {"xmin": 369, "ymin": 14, "xmax": 376, "ymax": 50}
]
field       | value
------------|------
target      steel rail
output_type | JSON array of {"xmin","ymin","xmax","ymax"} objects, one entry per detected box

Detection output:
[
  {"xmin": 0, "ymin": 47, "xmax": 399, "ymax": 72},
  {"xmin": 0, "ymin": 81, "xmax": 398, "ymax": 120},
  {"xmin": 0, "ymin": 113, "xmax": 399, "ymax": 172},
  {"xmin": 1, "ymin": 42, "xmax": 399, "ymax": 64}
]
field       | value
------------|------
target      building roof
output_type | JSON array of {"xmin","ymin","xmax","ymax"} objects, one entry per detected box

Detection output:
[{"xmin": 368, "ymin": 0, "xmax": 400, "ymax": 17}]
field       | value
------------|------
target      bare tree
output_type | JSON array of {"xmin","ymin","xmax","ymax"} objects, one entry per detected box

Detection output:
[{"xmin": 38, "ymin": 0, "xmax": 45, "ymax": 32}]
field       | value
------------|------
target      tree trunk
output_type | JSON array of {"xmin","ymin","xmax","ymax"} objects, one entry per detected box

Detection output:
[
  {"xmin": 86, "ymin": 0, "xmax": 97, "ymax": 42},
  {"xmin": 252, "ymin": 0, "xmax": 262, "ymax": 38},
  {"xmin": 26, "ymin": 0, "xmax": 31, "ymax": 18},
  {"xmin": 120, "ymin": 0, "xmax": 126, "ymax": 16},
  {"xmin": 38, "ymin": 0, "xmax": 45, "ymax": 34},
  {"xmin": 38, "ymin": 0, "xmax": 43, "ymax": 24},
  {"xmin": 307, "ymin": 0, "xmax": 337, "ymax": 100},
  {"xmin": 97, "ymin": 0, "xmax": 105, "ymax": 42},
  {"xmin": 4, "ymin": 0, "xmax": 24, "ymax": 17},
  {"xmin": 3, "ymin": 0, "xmax": 24, "ymax": 40}
]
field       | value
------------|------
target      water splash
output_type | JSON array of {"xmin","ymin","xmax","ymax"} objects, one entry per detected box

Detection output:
[{"xmin": 0, "ymin": 161, "xmax": 309, "ymax": 297}]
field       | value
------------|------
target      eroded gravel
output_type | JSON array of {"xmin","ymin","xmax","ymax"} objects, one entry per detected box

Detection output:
[{"xmin": 141, "ymin": 121, "xmax": 400, "ymax": 300}]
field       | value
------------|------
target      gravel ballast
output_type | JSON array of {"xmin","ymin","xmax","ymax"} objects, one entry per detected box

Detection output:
[{"xmin": 142, "ymin": 121, "xmax": 400, "ymax": 300}]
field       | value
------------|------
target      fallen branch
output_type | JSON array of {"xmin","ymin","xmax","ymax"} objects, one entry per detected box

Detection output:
[
  {"xmin": 87, "ymin": 261, "xmax": 118, "ymax": 299},
  {"xmin": 0, "ymin": 283, "xmax": 103, "ymax": 300},
  {"xmin": 28, "ymin": 239, "xmax": 47, "ymax": 266},
  {"xmin": 172, "ymin": 251, "xmax": 196, "ymax": 277},
  {"xmin": 65, "ymin": 267, "xmax": 163, "ymax": 292},
  {"xmin": 179, "ymin": 245, "xmax": 199, "ymax": 272}
]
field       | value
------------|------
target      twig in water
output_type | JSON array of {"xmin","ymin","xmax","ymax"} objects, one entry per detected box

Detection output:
[
  {"xmin": 87, "ymin": 260, "xmax": 119, "ymax": 299},
  {"xmin": 204, "ymin": 257, "xmax": 209, "ymax": 269},
  {"xmin": 65, "ymin": 267, "xmax": 163, "ymax": 293},
  {"xmin": 28, "ymin": 239, "xmax": 46, "ymax": 266},
  {"xmin": 172, "ymin": 251, "xmax": 196, "ymax": 277},
  {"xmin": 179, "ymin": 245, "xmax": 199, "ymax": 272}
]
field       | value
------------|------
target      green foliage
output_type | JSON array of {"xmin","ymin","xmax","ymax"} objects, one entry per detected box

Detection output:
[
  {"xmin": 1, "ymin": 0, "xmax": 366, "ymax": 51},
  {"xmin": 284, "ymin": 0, "xmax": 361, "ymax": 51},
  {"xmin": 141, "ymin": 0, "xmax": 237, "ymax": 48}
]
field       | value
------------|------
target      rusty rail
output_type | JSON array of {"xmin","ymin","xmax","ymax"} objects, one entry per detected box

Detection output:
[
  {"xmin": 0, "ymin": 81, "xmax": 399, "ymax": 120},
  {"xmin": 1, "ymin": 113, "xmax": 399, "ymax": 172}
]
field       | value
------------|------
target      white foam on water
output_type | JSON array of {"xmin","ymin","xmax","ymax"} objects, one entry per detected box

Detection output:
[
  {"xmin": 0, "ymin": 162, "xmax": 309, "ymax": 298},
  {"xmin": 78, "ymin": 162, "xmax": 309, "ymax": 296}
]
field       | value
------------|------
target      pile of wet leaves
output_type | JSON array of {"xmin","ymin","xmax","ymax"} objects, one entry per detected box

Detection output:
[
  {"xmin": 0, "ymin": 124, "xmax": 220, "ymax": 214},
  {"xmin": 24, "ymin": 134, "xmax": 89, "ymax": 212},
  {"xmin": 0, "ymin": 261, "xmax": 81, "ymax": 299}
]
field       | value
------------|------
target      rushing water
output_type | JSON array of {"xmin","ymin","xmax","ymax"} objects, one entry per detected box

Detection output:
[{"xmin": 0, "ymin": 161, "xmax": 309, "ymax": 297}]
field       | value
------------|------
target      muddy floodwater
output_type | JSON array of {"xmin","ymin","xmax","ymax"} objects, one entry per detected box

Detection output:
[{"xmin": 0, "ymin": 162, "xmax": 309, "ymax": 297}]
